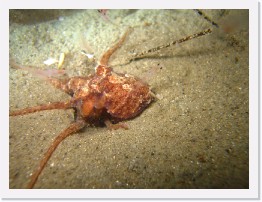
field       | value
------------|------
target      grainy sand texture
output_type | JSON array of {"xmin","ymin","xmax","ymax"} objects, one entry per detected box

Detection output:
[{"xmin": 9, "ymin": 9, "xmax": 249, "ymax": 189}]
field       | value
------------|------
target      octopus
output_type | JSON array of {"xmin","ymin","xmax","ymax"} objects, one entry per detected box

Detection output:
[{"xmin": 10, "ymin": 28, "xmax": 154, "ymax": 188}]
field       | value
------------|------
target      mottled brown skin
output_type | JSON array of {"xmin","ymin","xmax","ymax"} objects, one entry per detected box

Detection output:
[{"xmin": 9, "ymin": 28, "xmax": 153, "ymax": 188}]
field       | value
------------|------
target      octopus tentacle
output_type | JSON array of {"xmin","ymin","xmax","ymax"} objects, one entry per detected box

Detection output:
[{"xmin": 27, "ymin": 119, "xmax": 86, "ymax": 189}]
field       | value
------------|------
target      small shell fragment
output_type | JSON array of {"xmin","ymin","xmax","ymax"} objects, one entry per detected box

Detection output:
[
  {"xmin": 86, "ymin": 53, "xmax": 94, "ymax": 59},
  {"xmin": 57, "ymin": 53, "xmax": 65, "ymax": 69},
  {"xmin": 43, "ymin": 58, "xmax": 58, "ymax": 66},
  {"xmin": 81, "ymin": 50, "xmax": 95, "ymax": 62}
]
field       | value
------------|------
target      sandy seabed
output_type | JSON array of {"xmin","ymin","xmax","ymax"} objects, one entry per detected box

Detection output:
[{"xmin": 9, "ymin": 9, "xmax": 248, "ymax": 189}]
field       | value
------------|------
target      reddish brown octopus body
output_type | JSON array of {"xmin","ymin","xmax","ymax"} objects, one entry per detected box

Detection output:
[{"xmin": 10, "ymin": 29, "xmax": 153, "ymax": 188}]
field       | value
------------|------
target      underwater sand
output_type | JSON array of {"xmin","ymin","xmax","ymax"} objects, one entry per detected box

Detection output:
[{"xmin": 9, "ymin": 9, "xmax": 249, "ymax": 188}]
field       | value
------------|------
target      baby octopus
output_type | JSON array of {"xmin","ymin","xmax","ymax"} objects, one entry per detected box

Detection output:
[{"xmin": 10, "ymin": 28, "xmax": 154, "ymax": 188}]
